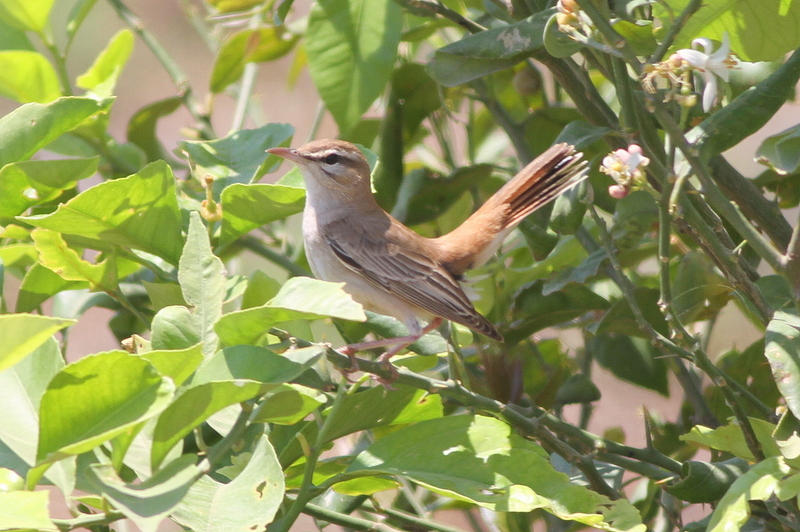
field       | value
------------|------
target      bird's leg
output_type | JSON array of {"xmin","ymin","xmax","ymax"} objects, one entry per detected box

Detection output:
[{"xmin": 338, "ymin": 318, "xmax": 443, "ymax": 380}]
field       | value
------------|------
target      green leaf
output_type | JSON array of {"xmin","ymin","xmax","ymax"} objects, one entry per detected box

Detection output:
[
  {"xmin": 150, "ymin": 380, "xmax": 267, "ymax": 470},
  {"xmin": 507, "ymin": 280, "xmax": 609, "ymax": 344},
  {"xmin": 682, "ymin": 417, "xmax": 782, "ymax": 462},
  {"xmin": 210, "ymin": 28, "xmax": 298, "ymax": 93},
  {"xmin": 219, "ymin": 183, "xmax": 305, "ymax": 247},
  {"xmin": 0, "ymin": 157, "xmax": 98, "ymax": 222},
  {"xmin": 0, "ymin": 0, "xmax": 56, "ymax": 33},
  {"xmin": 32, "ymin": 228, "xmax": 138, "ymax": 290},
  {"xmin": 180, "ymin": 212, "xmax": 225, "ymax": 357},
  {"xmin": 666, "ymin": 458, "xmax": 749, "ymax": 503},
  {"xmin": 0, "ymin": 314, "xmax": 74, "ymax": 373},
  {"xmin": 17, "ymin": 264, "xmax": 84, "ymax": 313},
  {"xmin": 672, "ymin": 251, "xmax": 731, "ymax": 323},
  {"xmin": 190, "ymin": 345, "xmax": 320, "ymax": 386},
  {"xmin": 0, "ymin": 490, "xmax": 56, "ymax": 531},
  {"xmin": 0, "ymin": 17, "xmax": 33, "ymax": 51},
  {"xmin": 178, "ymin": 123, "xmax": 294, "ymax": 197},
  {"xmin": 766, "ymin": 308, "xmax": 800, "ymax": 420},
  {"xmin": 215, "ymin": 277, "xmax": 365, "ymax": 346},
  {"xmin": 590, "ymin": 334, "xmax": 669, "ymax": 396},
  {"xmin": 686, "ymin": 48, "xmax": 800, "ymax": 162},
  {"xmin": 0, "ymin": 50, "xmax": 61, "ymax": 103},
  {"xmin": 542, "ymin": 248, "xmax": 607, "ymax": 294},
  {"xmin": 543, "ymin": 13, "xmax": 583, "ymax": 58},
  {"xmin": 306, "ymin": 0, "xmax": 402, "ymax": 133},
  {"xmin": 127, "ymin": 96, "xmax": 182, "ymax": 162},
  {"xmin": 252, "ymin": 384, "xmax": 325, "ymax": 425},
  {"xmin": 0, "ymin": 97, "xmax": 111, "ymax": 168},
  {"xmin": 140, "ymin": 344, "xmax": 204, "ymax": 386},
  {"xmin": 428, "ymin": 11, "xmax": 551, "ymax": 87},
  {"xmin": 396, "ymin": 164, "xmax": 494, "ymax": 226},
  {"xmin": 660, "ymin": 0, "xmax": 800, "ymax": 61},
  {"xmin": 596, "ymin": 287, "xmax": 668, "ymax": 339},
  {"xmin": 277, "ymin": 385, "xmax": 442, "ymax": 468},
  {"xmin": 348, "ymin": 414, "xmax": 644, "ymax": 530},
  {"xmin": 85, "ymin": 455, "xmax": 200, "ymax": 532},
  {"xmin": 35, "ymin": 351, "xmax": 174, "ymax": 469},
  {"xmin": 611, "ymin": 20, "xmax": 656, "ymax": 56},
  {"xmin": 707, "ymin": 456, "xmax": 789, "ymax": 532},
  {"xmin": 172, "ymin": 435, "xmax": 284, "ymax": 532},
  {"xmin": 151, "ymin": 306, "xmax": 201, "ymax": 351},
  {"xmin": 756, "ymin": 122, "xmax": 800, "ymax": 174},
  {"xmin": 207, "ymin": 0, "xmax": 264, "ymax": 13},
  {"xmin": 0, "ymin": 338, "xmax": 74, "ymax": 495},
  {"xmin": 549, "ymin": 180, "xmax": 587, "ymax": 235},
  {"xmin": 240, "ymin": 270, "xmax": 281, "ymax": 309},
  {"xmin": 76, "ymin": 29, "xmax": 134, "ymax": 97},
  {"xmin": 20, "ymin": 160, "xmax": 184, "ymax": 264}
]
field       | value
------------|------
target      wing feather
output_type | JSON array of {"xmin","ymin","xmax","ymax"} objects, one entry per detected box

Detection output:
[{"xmin": 324, "ymin": 218, "xmax": 502, "ymax": 340}]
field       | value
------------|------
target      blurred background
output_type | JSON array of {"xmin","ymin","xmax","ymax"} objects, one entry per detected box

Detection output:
[{"xmin": 3, "ymin": 2, "xmax": 798, "ymax": 527}]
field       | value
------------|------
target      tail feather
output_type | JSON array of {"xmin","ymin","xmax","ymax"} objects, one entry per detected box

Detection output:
[{"xmin": 433, "ymin": 143, "xmax": 589, "ymax": 274}]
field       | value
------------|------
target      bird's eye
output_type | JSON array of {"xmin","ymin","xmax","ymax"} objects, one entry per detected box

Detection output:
[{"xmin": 324, "ymin": 153, "xmax": 340, "ymax": 165}]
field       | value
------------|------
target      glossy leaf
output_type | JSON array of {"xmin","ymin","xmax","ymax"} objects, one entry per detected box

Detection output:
[
  {"xmin": 215, "ymin": 277, "xmax": 365, "ymax": 346},
  {"xmin": 757, "ymin": 122, "xmax": 800, "ymax": 174},
  {"xmin": 150, "ymin": 380, "xmax": 267, "ymax": 469},
  {"xmin": 20, "ymin": 161, "xmax": 184, "ymax": 264},
  {"xmin": 0, "ymin": 50, "xmax": 61, "ymax": 103},
  {"xmin": 127, "ymin": 96, "xmax": 182, "ymax": 162},
  {"xmin": 590, "ymin": 334, "xmax": 669, "ymax": 396},
  {"xmin": 85, "ymin": 455, "xmax": 200, "ymax": 532},
  {"xmin": 179, "ymin": 213, "xmax": 225, "ymax": 357},
  {"xmin": 0, "ymin": 97, "xmax": 111, "ymax": 168},
  {"xmin": 178, "ymin": 123, "xmax": 293, "ymax": 197},
  {"xmin": 16, "ymin": 263, "xmax": 85, "ymax": 313},
  {"xmin": 0, "ymin": 313, "xmax": 74, "ymax": 373},
  {"xmin": 0, "ymin": 157, "xmax": 98, "ymax": 222},
  {"xmin": 240, "ymin": 270, "xmax": 281, "ymax": 309},
  {"xmin": 306, "ymin": 0, "xmax": 402, "ymax": 133},
  {"xmin": 141, "ymin": 344, "xmax": 204, "ymax": 386},
  {"xmin": 707, "ymin": 456, "xmax": 789, "ymax": 532},
  {"xmin": 666, "ymin": 458, "xmax": 748, "ymax": 503},
  {"xmin": 190, "ymin": 345, "xmax": 320, "ymax": 386},
  {"xmin": 219, "ymin": 183, "xmax": 305, "ymax": 247},
  {"xmin": 766, "ymin": 309, "xmax": 800, "ymax": 420},
  {"xmin": 277, "ymin": 385, "xmax": 442, "ymax": 468},
  {"xmin": 660, "ymin": 0, "xmax": 800, "ymax": 61},
  {"xmin": 32, "ymin": 228, "xmax": 139, "ymax": 290},
  {"xmin": 0, "ymin": 0, "xmax": 56, "ymax": 33},
  {"xmin": 151, "ymin": 306, "xmax": 201, "ymax": 351},
  {"xmin": 0, "ymin": 338, "xmax": 73, "ymax": 495},
  {"xmin": 0, "ymin": 490, "xmax": 56, "ymax": 531},
  {"xmin": 171, "ymin": 435, "xmax": 284, "ymax": 532},
  {"xmin": 210, "ymin": 28, "xmax": 298, "ymax": 93},
  {"xmin": 672, "ymin": 251, "xmax": 731, "ymax": 324},
  {"xmin": 428, "ymin": 10, "xmax": 551, "ymax": 87},
  {"xmin": 398, "ymin": 164, "xmax": 493, "ymax": 226},
  {"xmin": 252, "ymin": 384, "xmax": 325, "ymax": 425},
  {"xmin": 76, "ymin": 29, "xmax": 134, "ymax": 97},
  {"xmin": 682, "ymin": 417, "xmax": 781, "ymax": 462},
  {"xmin": 34, "ymin": 351, "xmax": 174, "ymax": 480},
  {"xmin": 507, "ymin": 280, "xmax": 609, "ymax": 344},
  {"xmin": 348, "ymin": 415, "xmax": 644, "ymax": 530}
]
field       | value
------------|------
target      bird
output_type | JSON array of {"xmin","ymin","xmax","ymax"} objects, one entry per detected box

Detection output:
[{"xmin": 267, "ymin": 139, "xmax": 588, "ymax": 374}]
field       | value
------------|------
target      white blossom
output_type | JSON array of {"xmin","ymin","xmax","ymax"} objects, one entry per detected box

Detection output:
[{"xmin": 676, "ymin": 33, "xmax": 739, "ymax": 112}]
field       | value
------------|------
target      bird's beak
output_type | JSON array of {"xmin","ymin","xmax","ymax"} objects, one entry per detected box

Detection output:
[{"xmin": 266, "ymin": 146, "xmax": 303, "ymax": 164}]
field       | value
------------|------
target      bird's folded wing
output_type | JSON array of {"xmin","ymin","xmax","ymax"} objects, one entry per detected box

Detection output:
[{"xmin": 322, "ymin": 221, "xmax": 500, "ymax": 339}]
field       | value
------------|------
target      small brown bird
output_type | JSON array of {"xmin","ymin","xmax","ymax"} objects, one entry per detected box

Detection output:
[{"xmin": 268, "ymin": 140, "xmax": 587, "ymax": 370}]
